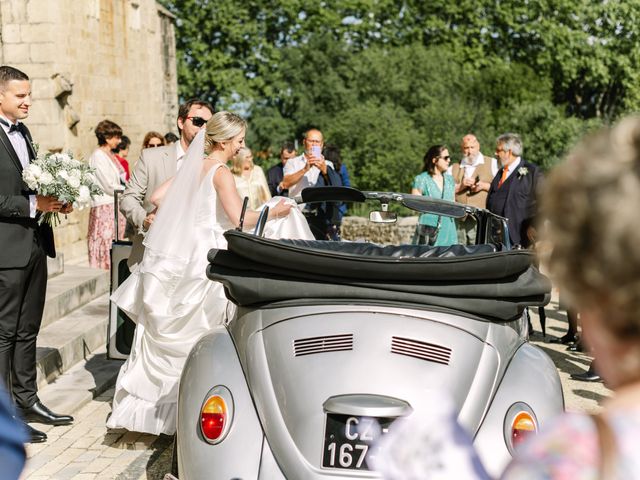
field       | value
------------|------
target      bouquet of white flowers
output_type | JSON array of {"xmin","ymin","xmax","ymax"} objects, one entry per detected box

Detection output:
[{"xmin": 22, "ymin": 152, "xmax": 103, "ymax": 227}]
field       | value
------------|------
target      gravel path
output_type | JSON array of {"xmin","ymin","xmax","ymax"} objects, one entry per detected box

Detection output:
[{"xmin": 528, "ymin": 292, "xmax": 610, "ymax": 413}]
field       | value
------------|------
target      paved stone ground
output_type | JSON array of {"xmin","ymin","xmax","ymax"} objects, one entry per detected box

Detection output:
[
  {"xmin": 21, "ymin": 391, "xmax": 173, "ymax": 480},
  {"xmin": 21, "ymin": 293, "xmax": 608, "ymax": 479},
  {"xmin": 528, "ymin": 292, "xmax": 611, "ymax": 414}
]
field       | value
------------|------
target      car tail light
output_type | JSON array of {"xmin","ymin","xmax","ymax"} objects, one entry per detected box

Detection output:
[
  {"xmin": 503, "ymin": 403, "xmax": 537, "ymax": 455},
  {"xmin": 511, "ymin": 412, "xmax": 536, "ymax": 448},
  {"xmin": 200, "ymin": 386, "xmax": 233, "ymax": 444}
]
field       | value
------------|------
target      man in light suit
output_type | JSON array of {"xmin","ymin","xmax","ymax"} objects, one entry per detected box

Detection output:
[
  {"xmin": 120, "ymin": 98, "xmax": 213, "ymax": 267},
  {"xmin": 0, "ymin": 66, "xmax": 74, "ymax": 444},
  {"xmin": 486, "ymin": 133, "xmax": 543, "ymax": 248}
]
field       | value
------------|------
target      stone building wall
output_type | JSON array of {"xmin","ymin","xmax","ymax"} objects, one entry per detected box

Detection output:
[
  {"xmin": 342, "ymin": 216, "xmax": 418, "ymax": 244},
  {"xmin": 0, "ymin": 0, "xmax": 178, "ymax": 261}
]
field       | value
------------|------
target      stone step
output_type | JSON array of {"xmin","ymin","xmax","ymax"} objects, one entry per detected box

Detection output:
[
  {"xmin": 46, "ymin": 254, "xmax": 64, "ymax": 279},
  {"xmin": 34, "ymin": 347, "xmax": 123, "ymax": 428},
  {"xmin": 42, "ymin": 264, "xmax": 110, "ymax": 329},
  {"xmin": 36, "ymin": 293, "xmax": 110, "ymax": 389}
]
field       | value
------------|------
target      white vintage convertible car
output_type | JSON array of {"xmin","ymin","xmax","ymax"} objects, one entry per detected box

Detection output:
[{"xmin": 166, "ymin": 187, "xmax": 563, "ymax": 479}]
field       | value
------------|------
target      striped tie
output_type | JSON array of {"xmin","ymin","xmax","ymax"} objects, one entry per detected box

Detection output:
[{"xmin": 498, "ymin": 166, "xmax": 509, "ymax": 188}]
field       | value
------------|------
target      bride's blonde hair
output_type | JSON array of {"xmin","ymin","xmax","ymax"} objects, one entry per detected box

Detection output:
[{"xmin": 204, "ymin": 111, "xmax": 247, "ymax": 155}]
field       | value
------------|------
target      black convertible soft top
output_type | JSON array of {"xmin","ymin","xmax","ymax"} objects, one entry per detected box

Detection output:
[{"xmin": 207, "ymin": 230, "xmax": 551, "ymax": 321}]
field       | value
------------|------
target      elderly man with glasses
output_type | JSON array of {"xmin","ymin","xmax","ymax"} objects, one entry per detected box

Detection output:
[
  {"xmin": 120, "ymin": 98, "xmax": 213, "ymax": 267},
  {"xmin": 282, "ymin": 128, "xmax": 342, "ymax": 239},
  {"xmin": 486, "ymin": 133, "xmax": 543, "ymax": 248}
]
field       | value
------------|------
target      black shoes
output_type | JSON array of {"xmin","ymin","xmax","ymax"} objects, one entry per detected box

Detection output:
[
  {"xmin": 26, "ymin": 424, "xmax": 47, "ymax": 443},
  {"xmin": 567, "ymin": 341, "xmax": 584, "ymax": 352},
  {"xmin": 570, "ymin": 371, "xmax": 601, "ymax": 382},
  {"xmin": 570, "ymin": 368, "xmax": 602, "ymax": 382},
  {"xmin": 549, "ymin": 332, "xmax": 578, "ymax": 345},
  {"xmin": 21, "ymin": 401, "xmax": 74, "ymax": 426}
]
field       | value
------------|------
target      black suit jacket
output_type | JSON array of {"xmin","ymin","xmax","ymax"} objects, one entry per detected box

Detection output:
[
  {"xmin": 486, "ymin": 160, "xmax": 543, "ymax": 248},
  {"xmin": 266, "ymin": 163, "xmax": 286, "ymax": 197},
  {"xmin": 0, "ymin": 124, "xmax": 55, "ymax": 268}
]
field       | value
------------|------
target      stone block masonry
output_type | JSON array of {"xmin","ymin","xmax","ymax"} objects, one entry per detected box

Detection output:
[{"xmin": 0, "ymin": 0, "xmax": 178, "ymax": 262}]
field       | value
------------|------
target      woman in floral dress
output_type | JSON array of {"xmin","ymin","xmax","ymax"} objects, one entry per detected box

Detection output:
[{"xmin": 87, "ymin": 119, "xmax": 127, "ymax": 269}]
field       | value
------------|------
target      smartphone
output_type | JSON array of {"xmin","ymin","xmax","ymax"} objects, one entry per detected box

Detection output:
[{"xmin": 311, "ymin": 145, "xmax": 322, "ymax": 157}]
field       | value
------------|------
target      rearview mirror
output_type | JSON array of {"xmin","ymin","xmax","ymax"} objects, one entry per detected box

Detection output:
[{"xmin": 369, "ymin": 211, "xmax": 397, "ymax": 223}]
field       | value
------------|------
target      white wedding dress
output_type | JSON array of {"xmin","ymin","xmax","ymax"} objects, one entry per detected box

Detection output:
[{"xmin": 107, "ymin": 136, "xmax": 313, "ymax": 436}]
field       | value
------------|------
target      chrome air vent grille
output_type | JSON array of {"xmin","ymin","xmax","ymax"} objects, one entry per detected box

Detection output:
[
  {"xmin": 293, "ymin": 334, "xmax": 353, "ymax": 357},
  {"xmin": 391, "ymin": 336, "xmax": 451, "ymax": 365}
]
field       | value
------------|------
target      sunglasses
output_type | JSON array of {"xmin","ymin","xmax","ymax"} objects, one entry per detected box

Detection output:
[
  {"xmin": 147, "ymin": 142, "xmax": 163, "ymax": 148},
  {"xmin": 187, "ymin": 116, "xmax": 208, "ymax": 127},
  {"xmin": 440, "ymin": 155, "xmax": 451, "ymax": 161}
]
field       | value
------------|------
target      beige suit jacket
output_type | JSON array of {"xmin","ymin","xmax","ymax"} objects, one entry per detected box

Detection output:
[{"xmin": 119, "ymin": 143, "xmax": 179, "ymax": 267}]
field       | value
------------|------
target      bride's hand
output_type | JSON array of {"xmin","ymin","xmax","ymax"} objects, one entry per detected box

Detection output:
[{"xmin": 268, "ymin": 199, "xmax": 292, "ymax": 220}]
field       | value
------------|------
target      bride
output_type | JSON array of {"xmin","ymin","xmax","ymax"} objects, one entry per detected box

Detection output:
[{"xmin": 107, "ymin": 111, "xmax": 313, "ymax": 435}]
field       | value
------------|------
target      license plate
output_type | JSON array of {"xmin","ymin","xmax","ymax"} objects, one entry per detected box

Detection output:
[{"xmin": 322, "ymin": 413, "xmax": 395, "ymax": 471}]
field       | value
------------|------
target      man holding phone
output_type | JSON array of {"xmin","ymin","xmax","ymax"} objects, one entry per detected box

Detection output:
[
  {"xmin": 451, "ymin": 134, "xmax": 498, "ymax": 244},
  {"xmin": 282, "ymin": 128, "xmax": 342, "ymax": 238}
]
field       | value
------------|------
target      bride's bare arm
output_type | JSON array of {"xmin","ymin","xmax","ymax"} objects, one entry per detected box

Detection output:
[
  {"xmin": 213, "ymin": 166, "xmax": 292, "ymax": 227},
  {"xmin": 150, "ymin": 178, "xmax": 174, "ymax": 207}
]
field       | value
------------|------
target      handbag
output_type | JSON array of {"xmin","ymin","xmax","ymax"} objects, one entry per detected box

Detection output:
[{"xmin": 411, "ymin": 175, "xmax": 445, "ymax": 246}]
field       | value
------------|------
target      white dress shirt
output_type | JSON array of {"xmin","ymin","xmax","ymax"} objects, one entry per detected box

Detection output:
[
  {"xmin": 460, "ymin": 152, "xmax": 499, "ymax": 178},
  {"xmin": 501, "ymin": 157, "xmax": 521, "ymax": 182},
  {"xmin": 1, "ymin": 114, "xmax": 36, "ymax": 217},
  {"xmin": 282, "ymin": 153, "xmax": 335, "ymax": 198},
  {"xmin": 175, "ymin": 142, "xmax": 185, "ymax": 171}
]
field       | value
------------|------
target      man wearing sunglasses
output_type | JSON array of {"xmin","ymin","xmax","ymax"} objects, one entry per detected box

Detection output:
[{"xmin": 119, "ymin": 98, "xmax": 213, "ymax": 267}]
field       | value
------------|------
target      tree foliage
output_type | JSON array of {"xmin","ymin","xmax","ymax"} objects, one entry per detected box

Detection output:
[{"xmin": 159, "ymin": 0, "xmax": 636, "ymax": 190}]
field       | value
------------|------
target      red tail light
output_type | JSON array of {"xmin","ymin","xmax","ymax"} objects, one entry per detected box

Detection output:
[
  {"xmin": 199, "ymin": 386, "xmax": 234, "ymax": 444},
  {"xmin": 511, "ymin": 412, "xmax": 536, "ymax": 448},
  {"xmin": 201, "ymin": 395, "xmax": 227, "ymax": 440},
  {"xmin": 504, "ymin": 403, "xmax": 538, "ymax": 454}
]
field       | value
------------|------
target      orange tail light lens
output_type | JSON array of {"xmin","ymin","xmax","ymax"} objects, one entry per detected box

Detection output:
[
  {"xmin": 504, "ymin": 403, "xmax": 538, "ymax": 455},
  {"xmin": 511, "ymin": 411, "xmax": 537, "ymax": 449},
  {"xmin": 199, "ymin": 386, "xmax": 234, "ymax": 444},
  {"xmin": 201, "ymin": 396, "xmax": 227, "ymax": 440}
]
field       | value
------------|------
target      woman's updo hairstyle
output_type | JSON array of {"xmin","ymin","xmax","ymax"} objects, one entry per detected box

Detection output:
[{"xmin": 204, "ymin": 111, "xmax": 247, "ymax": 155}]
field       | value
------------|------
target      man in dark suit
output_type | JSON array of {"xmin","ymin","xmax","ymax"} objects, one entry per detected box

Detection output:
[
  {"xmin": 0, "ymin": 66, "xmax": 74, "ymax": 444},
  {"xmin": 486, "ymin": 133, "xmax": 543, "ymax": 248},
  {"xmin": 266, "ymin": 141, "xmax": 296, "ymax": 197}
]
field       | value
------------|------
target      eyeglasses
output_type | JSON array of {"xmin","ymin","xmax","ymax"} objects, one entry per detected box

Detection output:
[{"xmin": 187, "ymin": 116, "xmax": 208, "ymax": 127}]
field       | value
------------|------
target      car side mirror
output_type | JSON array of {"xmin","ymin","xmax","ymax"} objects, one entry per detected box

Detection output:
[{"xmin": 369, "ymin": 211, "xmax": 397, "ymax": 223}]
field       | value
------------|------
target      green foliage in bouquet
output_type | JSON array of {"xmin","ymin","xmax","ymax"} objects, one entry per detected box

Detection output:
[{"xmin": 22, "ymin": 152, "xmax": 103, "ymax": 227}]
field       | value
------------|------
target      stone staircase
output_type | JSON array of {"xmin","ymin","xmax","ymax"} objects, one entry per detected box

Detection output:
[{"xmin": 33, "ymin": 256, "xmax": 123, "ymax": 415}]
